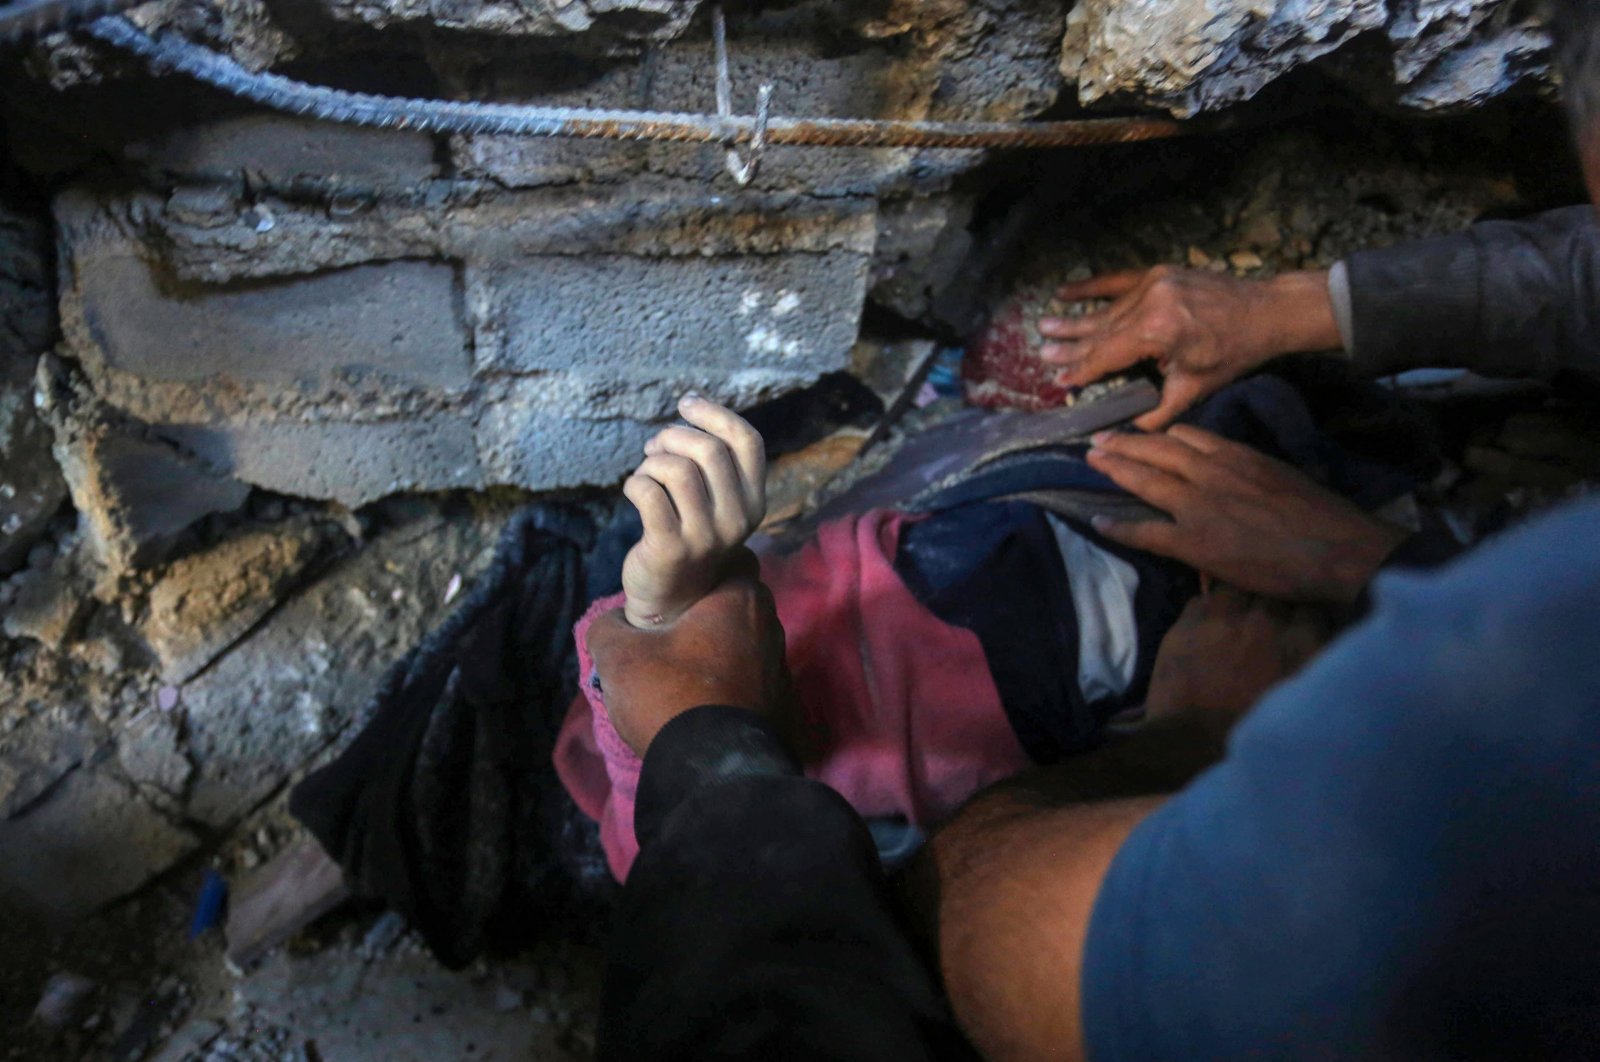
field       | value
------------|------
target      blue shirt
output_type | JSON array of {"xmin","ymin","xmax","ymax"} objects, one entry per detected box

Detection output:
[{"xmin": 1083, "ymin": 495, "xmax": 1600, "ymax": 1060}]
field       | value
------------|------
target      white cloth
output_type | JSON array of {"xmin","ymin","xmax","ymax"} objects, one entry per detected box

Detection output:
[{"xmin": 1048, "ymin": 515, "xmax": 1140, "ymax": 704}]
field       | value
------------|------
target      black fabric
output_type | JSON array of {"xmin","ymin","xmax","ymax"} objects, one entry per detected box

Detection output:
[
  {"xmin": 290, "ymin": 505, "xmax": 628, "ymax": 968},
  {"xmin": 601, "ymin": 705, "xmax": 975, "ymax": 1061},
  {"xmin": 1345, "ymin": 205, "xmax": 1600, "ymax": 382}
]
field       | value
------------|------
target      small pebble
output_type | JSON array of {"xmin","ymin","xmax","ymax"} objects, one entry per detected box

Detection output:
[{"xmin": 157, "ymin": 686, "xmax": 181, "ymax": 712}]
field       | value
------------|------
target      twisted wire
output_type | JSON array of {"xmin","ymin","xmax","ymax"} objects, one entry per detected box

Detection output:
[
  {"xmin": 85, "ymin": 17, "xmax": 1194, "ymax": 150},
  {"xmin": 0, "ymin": 0, "xmax": 145, "ymax": 42}
]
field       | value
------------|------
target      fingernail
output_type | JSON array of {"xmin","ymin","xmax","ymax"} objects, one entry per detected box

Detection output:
[
  {"xmin": 1039, "ymin": 317, "xmax": 1062, "ymax": 329},
  {"xmin": 1091, "ymin": 514, "xmax": 1113, "ymax": 532},
  {"xmin": 680, "ymin": 392, "xmax": 702, "ymax": 406},
  {"xmin": 1091, "ymin": 430, "xmax": 1113, "ymax": 445}
]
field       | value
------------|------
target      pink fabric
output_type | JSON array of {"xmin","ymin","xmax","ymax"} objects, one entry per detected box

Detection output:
[{"xmin": 552, "ymin": 509, "xmax": 1032, "ymax": 881}]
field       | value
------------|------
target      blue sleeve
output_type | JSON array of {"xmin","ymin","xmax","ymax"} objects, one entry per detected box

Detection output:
[{"xmin": 1082, "ymin": 496, "xmax": 1600, "ymax": 1062}]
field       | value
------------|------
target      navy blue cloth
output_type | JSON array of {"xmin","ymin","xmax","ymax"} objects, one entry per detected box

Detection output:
[
  {"xmin": 896, "ymin": 502, "xmax": 1192, "ymax": 762},
  {"xmin": 1083, "ymin": 494, "xmax": 1600, "ymax": 1062},
  {"xmin": 894, "ymin": 374, "xmax": 1422, "ymax": 764}
]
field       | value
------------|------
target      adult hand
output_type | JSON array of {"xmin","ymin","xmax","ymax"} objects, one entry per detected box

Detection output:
[
  {"xmin": 1038, "ymin": 267, "xmax": 1340, "ymax": 430},
  {"xmin": 1086, "ymin": 425, "xmax": 1409, "ymax": 603},
  {"xmin": 1144, "ymin": 585, "xmax": 1331, "ymax": 734},
  {"xmin": 586, "ymin": 549, "xmax": 791, "ymax": 757}
]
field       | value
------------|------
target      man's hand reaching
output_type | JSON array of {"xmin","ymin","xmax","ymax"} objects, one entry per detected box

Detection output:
[
  {"xmin": 1039, "ymin": 267, "xmax": 1342, "ymax": 430},
  {"xmin": 1086, "ymin": 425, "xmax": 1409, "ymax": 603},
  {"xmin": 1144, "ymin": 585, "xmax": 1331, "ymax": 735},
  {"xmin": 621, "ymin": 395, "xmax": 766, "ymax": 628}
]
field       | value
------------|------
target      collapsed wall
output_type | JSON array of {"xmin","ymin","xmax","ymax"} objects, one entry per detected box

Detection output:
[
  {"xmin": 0, "ymin": 0, "xmax": 1570, "ymax": 945},
  {"xmin": 1, "ymin": 0, "xmax": 1557, "ymax": 577}
]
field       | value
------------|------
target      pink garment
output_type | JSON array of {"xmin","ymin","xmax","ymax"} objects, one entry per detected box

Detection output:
[{"xmin": 552, "ymin": 509, "xmax": 1032, "ymax": 881}]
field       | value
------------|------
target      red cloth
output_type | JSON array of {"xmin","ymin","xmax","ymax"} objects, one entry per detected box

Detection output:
[{"xmin": 553, "ymin": 509, "xmax": 1032, "ymax": 881}]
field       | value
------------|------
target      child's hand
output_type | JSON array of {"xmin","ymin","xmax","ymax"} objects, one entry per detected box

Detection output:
[{"xmin": 621, "ymin": 395, "xmax": 767, "ymax": 628}]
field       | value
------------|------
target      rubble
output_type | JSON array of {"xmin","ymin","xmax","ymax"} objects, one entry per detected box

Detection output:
[
  {"xmin": 140, "ymin": 515, "xmax": 341, "ymax": 683},
  {"xmin": 116, "ymin": 712, "xmax": 194, "ymax": 800},
  {"xmin": 0, "ymin": 386, "xmax": 66, "ymax": 575},
  {"xmin": 0, "ymin": 198, "xmax": 63, "ymax": 574},
  {"xmin": 1061, "ymin": 0, "xmax": 1551, "ymax": 116},
  {"xmin": 174, "ymin": 505, "xmax": 504, "ymax": 829},
  {"xmin": 0, "ymin": 4, "xmax": 1592, "ymax": 1059},
  {"xmin": 0, "ymin": 767, "xmax": 198, "ymax": 920},
  {"xmin": 2, "ymin": 562, "xmax": 88, "ymax": 648},
  {"xmin": 30, "ymin": 971, "xmax": 97, "ymax": 1030}
]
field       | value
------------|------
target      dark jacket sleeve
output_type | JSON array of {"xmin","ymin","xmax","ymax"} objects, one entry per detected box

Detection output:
[
  {"xmin": 597, "ymin": 706, "xmax": 973, "ymax": 1062},
  {"xmin": 1343, "ymin": 205, "xmax": 1600, "ymax": 380}
]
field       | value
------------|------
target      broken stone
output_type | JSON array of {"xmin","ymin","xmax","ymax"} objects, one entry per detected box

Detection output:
[
  {"xmin": 760, "ymin": 431, "xmax": 869, "ymax": 531},
  {"xmin": 1061, "ymin": 0, "xmax": 1550, "ymax": 116},
  {"xmin": 0, "ymin": 767, "xmax": 196, "ymax": 921},
  {"xmin": 225, "ymin": 838, "xmax": 351, "ymax": 967},
  {"xmin": 116, "ymin": 712, "xmax": 193, "ymax": 798},
  {"xmin": 0, "ymin": 386, "xmax": 67, "ymax": 576},
  {"xmin": 50, "ymin": 406, "xmax": 251, "ymax": 576},
  {"xmin": 1, "ymin": 566, "xmax": 88, "ymax": 649},
  {"xmin": 177, "ymin": 508, "xmax": 502, "ymax": 828},
  {"xmin": 30, "ymin": 971, "xmax": 97, "ymax": 1030},
  {"xmin": 140, "ymin": 515, "xmax": 338, "ymax": 683}
]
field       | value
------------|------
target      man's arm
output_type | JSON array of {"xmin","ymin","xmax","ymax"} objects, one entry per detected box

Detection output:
[
  {"xmin": 601, "ymin": 706, "xmax": 971, "ymax": 1060},
  {"xmin": 1040, "ymin": 205, "xmax": 1600, "ymax": 427},
  {"xmin": 585, "ymin": 563, "xmax": 971, "ymax": 1060},
  {"xmin": 1343, "ymin": 205, "xmax": 1600, "ymax": 380}
]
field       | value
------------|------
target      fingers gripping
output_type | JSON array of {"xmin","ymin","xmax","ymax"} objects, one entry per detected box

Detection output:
[
  {"xmin": 646, "ymin": 425, "xmax": 748, "ymax": 543},
  {"xmin": 635, "ymin": 453, "xmax": 714, "ymax": 550},
  {"xmin": 678, "ymin": 395, "xmax": 766, "ymax": 523},
  {"xmin": 623, "ymin": 473, "xmax": 679, "ymax": 540}
]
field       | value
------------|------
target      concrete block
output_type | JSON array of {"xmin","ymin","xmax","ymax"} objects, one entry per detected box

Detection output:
[
  {"xmin": 53, "ymin": 423, "xmax": 251, "ymax": 574},
  {"xmin": 76, "ymin": 255, "xmax": 471, "ymax": 392},
  {"xmin": 475, "ymin": 404, "xmax": 658, "ymax": 490},
  {"xmin": 132, "ymin": 115, "xmax": 438, "ymax": 188},
  {"xmin": 0, "ymin": 768, "xmax": 196, "ymax": 921},
  {"xmin": 475, "ymin": 250, "xmax": 868, "ymax": 376},
  {"xmin": 160, "ymin": 417, "xmax": 483, "ymax": 509},
  {"xmin": 132, "ymin": 114, "xmax": 439, "ymax": 188}
]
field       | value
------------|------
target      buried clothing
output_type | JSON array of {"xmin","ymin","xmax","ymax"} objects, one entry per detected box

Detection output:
[
  {"xmin": 288, "ymin": 505, "xmax": 630, "ymax": 968},
  {"xmin": 292, "ymin": 371, "xmax": 1439, "ymax": 962},
  {"xmin": 556, "ymin": 374, "xmax": 1437, "ymax": 881}
]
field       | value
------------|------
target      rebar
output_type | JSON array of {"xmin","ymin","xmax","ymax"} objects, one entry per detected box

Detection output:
[{"xmin": 85, "ymin": 17, "xmax": 1194, "ymax": 151}]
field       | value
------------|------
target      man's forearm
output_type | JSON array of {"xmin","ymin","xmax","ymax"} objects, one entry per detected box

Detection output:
[
  {"xmin": 1343, "ymin": 205, "xmax": 1600, "ymax": 380},
  {"xmin": 601, "ymin": 706, "xmax": 972, "ymax": 1061},
  {"xmin": 899, "ymin": 715, "xmax": 1226, "ymax": 1062}
]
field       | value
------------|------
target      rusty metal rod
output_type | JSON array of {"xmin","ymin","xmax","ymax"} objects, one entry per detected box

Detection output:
[{"xmin": 87, "ymin": 17, "xmax": 1195, "ymax": 150}]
